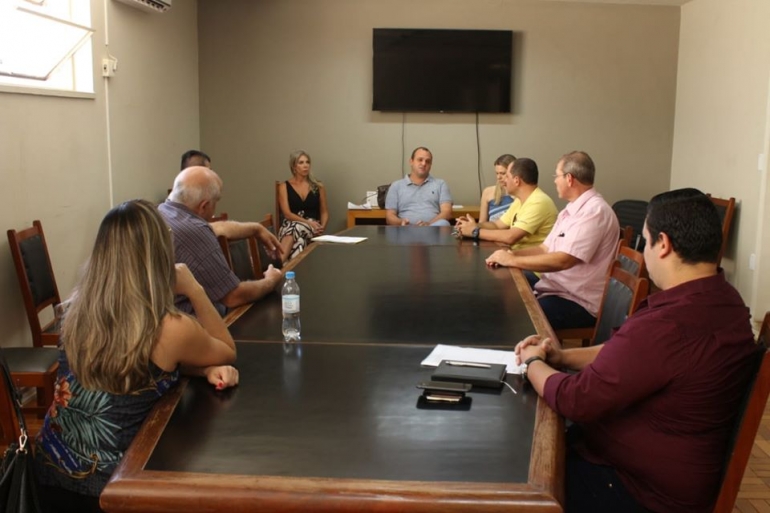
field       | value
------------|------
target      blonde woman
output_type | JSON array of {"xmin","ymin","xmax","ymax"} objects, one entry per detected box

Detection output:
[
  {"xmin": 277, "ymin": 150, "xmax": 329, "ymax": 261},
  {"xmin": 478, "ymin": 154, "xmax": 516, "ymax": 223},
  {"xmin": 33, "ymin": 200, "xmax": 238, "ymax": 513}
]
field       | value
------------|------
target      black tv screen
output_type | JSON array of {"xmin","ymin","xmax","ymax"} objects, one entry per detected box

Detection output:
[{"xmin": 372, "ymin": 28, "xmax": 512, "ymax": 113}]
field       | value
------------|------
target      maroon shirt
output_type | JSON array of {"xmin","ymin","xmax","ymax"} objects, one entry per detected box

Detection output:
[{"xmin": 544, "ymin": 271, "xmax": 756, "ymax": 512}]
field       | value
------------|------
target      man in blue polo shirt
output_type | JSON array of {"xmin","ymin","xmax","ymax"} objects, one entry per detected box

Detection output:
[{"xmin": 385, "ymin": 147, "xmax": 453, "ymax": 226}]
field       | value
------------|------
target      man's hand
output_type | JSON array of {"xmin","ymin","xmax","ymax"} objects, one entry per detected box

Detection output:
[
  {"xmin": 514, "ymin": 335, "xmax": 563, "ymax": 367},
  {"xmin": 256, "ymin": 225, "xmax": 284, "ymax": 260},
  {"xmin": 400, "ymin": 218, "xmax": 410, "ymax": 226},
  {"xmin": 415, "ymin": 220, "xmax": 429, "ymax": 226},
  {"xmin": 455, "ymin": 214, "xmax": 478, "ymax": 237},
  {"xmin": 264, "ymin": 264, "xmax": 283, "ymax": 290},
  {"xmin": 204, "ymin": 365, "xmax": 240, "ymax": 390},
  {"xmin": 486, "ymin": 249, "xmax": 515, "ymax": 268}
]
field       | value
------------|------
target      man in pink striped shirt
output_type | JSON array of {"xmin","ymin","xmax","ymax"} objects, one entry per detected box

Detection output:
[{"xmin": 486, "ymin": 151, "xmax": 618, "ymax": 330}]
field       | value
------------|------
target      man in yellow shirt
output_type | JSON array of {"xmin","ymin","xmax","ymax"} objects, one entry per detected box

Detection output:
[{"xmin": 456, "ymin": 158, "xmax": 557, "ymax": 249}]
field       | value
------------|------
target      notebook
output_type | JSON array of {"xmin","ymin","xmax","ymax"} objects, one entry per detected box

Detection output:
[{"xmin": 431, "ymin": 360, "xmax": 507, "ymax": 389}]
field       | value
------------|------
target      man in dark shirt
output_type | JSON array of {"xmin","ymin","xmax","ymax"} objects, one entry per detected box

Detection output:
[{"xmin": 516, "ymin": 188, "xmax": 756, "ymax": 512}]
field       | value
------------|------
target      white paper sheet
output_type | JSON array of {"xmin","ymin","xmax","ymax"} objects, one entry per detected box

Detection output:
[
  {"xmin": 311, "ymin": 235, "xmax": 367, "ymax": 244},
  {"xmin": 421, "ymin": 344, "xmax": 526, "ymax": 375},
  {"xmin": 347, "ymin": 202, "xmax": 372, "ymax": 210}
]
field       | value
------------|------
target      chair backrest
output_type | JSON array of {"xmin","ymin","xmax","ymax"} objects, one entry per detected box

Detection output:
[
  {"xmin": 209, "ymin": 212, "xmax": 229, "ymax": 223},
  {"xmin": 7, "ymin": 220, "xmax": 61, "ymax": 348},
  {"xmin": 706, "ymin": 195, "xmax": 736, "ymax": 266},
  {"xmin": 275, "ymin": 181, "xmax": 283, "ymax": 233},
  {"xmin": 611, "ymin": 199, "xmax": 648, "ymax": 251},
  {"xmin": 256, "ymin": 214, "xmax": 276, "ymax": 273},
  {"xmin": 0, "ymin": 354, "xmax": 20, "ymax": 446},
  {"xmin": 712, "ymin": 312, "xmax": 770, "ymax": 513},
  {"xmin": 616, "ymin": 241, "xmax": 646, "ymax": 279},
  {"xmin": 217, "ymin": 235, "xmax": 262, "ymax": 281},
  {"xmin": 592, "ymin": 262, "xmax": 649, "ymax": 346}
]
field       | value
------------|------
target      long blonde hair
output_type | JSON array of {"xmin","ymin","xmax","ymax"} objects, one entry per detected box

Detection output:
[
  {"xmin": 63, "ymin": 199, "xmax": 178, "ymax": 394},
  {"xmin": 289, "ymin": 150, "xmax": 322, "ymax": 193},
  {"xmin": 493, "ymin": 154, "xmax": 516, "ymax": 205}
]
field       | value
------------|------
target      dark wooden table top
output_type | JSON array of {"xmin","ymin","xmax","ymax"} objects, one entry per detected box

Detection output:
[
  {"xmin": 336, "ymin": 225, "xmax": 493, "ymax": 246},
  {"xmin": 229, "ymin": 244, "xmax": 535, "ymax": 345},
  {"xmin": 101, "ymin": 236, "xmax": 564, "ymax": 513}
]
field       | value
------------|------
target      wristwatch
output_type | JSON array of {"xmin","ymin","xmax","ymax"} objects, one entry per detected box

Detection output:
[
  {"xmin": 522, "ymin": 355, "xmax": 546, "ymax": 382},
  {"xmin": 471, "ymin": 227, "xmax": 481, "ymax": 241}
]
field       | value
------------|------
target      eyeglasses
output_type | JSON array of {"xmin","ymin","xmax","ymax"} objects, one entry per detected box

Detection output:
[{"xmin": 553, "ymin": 172, "xmax": 571, "ymax": 180}]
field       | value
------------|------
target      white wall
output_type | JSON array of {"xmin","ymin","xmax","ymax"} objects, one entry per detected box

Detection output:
[
  {"xmin": 197, "ymin": 0, "xmax": 680, "ymax": 232},
  {"xmin": 0, "ymin": 0, "xmax": 200, "ymax": 348},
  {"xmin": 671, "ymin": 0, "xmax": 770, "ymax": 320}
]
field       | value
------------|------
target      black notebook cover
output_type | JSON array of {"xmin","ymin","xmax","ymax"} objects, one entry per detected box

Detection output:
[{"xmin": 432, "ymin": 360, "xmax": 507, "ymax": 389}]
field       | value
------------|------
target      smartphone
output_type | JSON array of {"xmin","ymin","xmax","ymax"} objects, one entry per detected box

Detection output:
[
  {"xmin": 416, "ymin": 381, "xmax": 472, "ymax": 393},
  {"xmin": 424, "ymin": 392, "xmax": 463, "ymax": 403}
]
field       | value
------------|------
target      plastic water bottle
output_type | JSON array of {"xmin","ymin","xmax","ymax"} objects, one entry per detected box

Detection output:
[{"xmin": 281, "ymin": 271, "xmax": 301, "ymax": 343}]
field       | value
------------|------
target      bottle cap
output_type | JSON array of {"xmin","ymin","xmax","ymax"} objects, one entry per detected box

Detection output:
[{"xmin": 286, "ymin": 271, "xmax": 295, "ymax": 279}]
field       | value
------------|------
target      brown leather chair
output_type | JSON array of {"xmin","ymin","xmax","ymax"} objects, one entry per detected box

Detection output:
[
  {"xmin": 706, "ymin": 195, "xmax": 736, "ymax": 266},
  {"xmin": 6, "ymin": 220, "xmax": 61, "ymax": 417},
  {"xmin": 712, "ymin": 312, "xmax": 770, "ymax": 512},
  {"xmin": 218, "ymin": 234, "xmax": 262, "ymax": 281},
  {"xmin": 208, "ymin": 212, "xmax": 229, "ymax": 223},
  {"xmin": 274, "ymin": 181, "xmax": 283, "ymax": 233}
]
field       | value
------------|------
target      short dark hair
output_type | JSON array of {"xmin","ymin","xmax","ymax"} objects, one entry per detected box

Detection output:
[
  {"xmin": 645, "ymin": 188, "xmax": 722, "ymax": 264},
  {"xmin": 410, "ymin": 147, "xmax": 432, "ymax": 160},
  {"xmin": 180, "ymin": 150, "xmax": 211, "ymax": 170},
  {"xmin": 560, "ymin": 151, "xmax": 595, "ymax": 185},
  {"xmin": 511, "ymin": 158, "xmax": 538, "ymax": 185}
]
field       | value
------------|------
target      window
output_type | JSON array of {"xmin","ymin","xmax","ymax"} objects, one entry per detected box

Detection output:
[{"xmin": 0, "ymin": 0, "xmax": 94, "ymax": 96}]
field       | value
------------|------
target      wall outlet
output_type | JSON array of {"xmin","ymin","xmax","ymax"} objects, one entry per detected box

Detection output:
[
  {"xmin": 101, "ymin": 58, "xmax": 117, "ymax": 78},
  {"xmin": 749, "ymin": 253, "xmax": 756, "ymax": 271}
]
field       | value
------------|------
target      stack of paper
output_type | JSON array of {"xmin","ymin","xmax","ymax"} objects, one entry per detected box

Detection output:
[
  {"xmin": 347, "ymin": 202, "xmax": 372, "ymax": 210},
  {"xmin": 311, "ymin": 235, "xmax": 367, "ymax": 244},
  {"xmin": 421, "ymin": 344, "xmax": 526, "ymax": 375}
]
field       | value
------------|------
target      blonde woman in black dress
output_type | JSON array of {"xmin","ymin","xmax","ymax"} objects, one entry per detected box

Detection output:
[{"xmin": 277, "ymin": 150, "xmax": 329, "ymax": 261}]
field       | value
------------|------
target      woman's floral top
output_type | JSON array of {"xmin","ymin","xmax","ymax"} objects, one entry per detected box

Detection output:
[{"xmin": 33, "ymin": 348, "xmax": 179, "ymax": 496}]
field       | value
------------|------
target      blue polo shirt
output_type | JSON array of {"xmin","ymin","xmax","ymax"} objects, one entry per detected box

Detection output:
[{"xmin": 384, "ymin": 175, "xmax": 453, "ymax": 224}]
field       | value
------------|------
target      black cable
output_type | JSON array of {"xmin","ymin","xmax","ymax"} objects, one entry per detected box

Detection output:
[
  {"xmin": 476, "ymin": 112, "xmax": 483, "ymax": 196},
  {"xmin": 401, "ymin": 112, "xmax": 406, "ymax": 177}
]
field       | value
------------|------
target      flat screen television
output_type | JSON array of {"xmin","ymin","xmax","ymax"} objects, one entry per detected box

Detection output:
[{"xmin": 372, "ymin": 28, "xmax": 512, "ymax": 113}]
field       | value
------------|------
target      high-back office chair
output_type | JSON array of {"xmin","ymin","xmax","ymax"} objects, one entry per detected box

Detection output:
[
  {"xmin": 555, "ymin": 262, "xmax": 649, "ymax": 347},
  {"xmin": 712, "ymin": 312, "xmax": 770, "ymax": 512},
  {"xmin": 7, "ymin": 220, "xmax": 61, "ymax": 348},
  {"xmin": 218, "ymin": 234, "xmax": 263, "ymax": 281},
  {"xmin": 612, "ymin": 199, "xmax": 648, "ymax": 251},
  {"xmin": 706, "ymin": 195, "xmax": 736, "ymax": 266}
]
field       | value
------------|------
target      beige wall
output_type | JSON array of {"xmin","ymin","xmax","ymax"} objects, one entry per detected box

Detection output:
[
  {"xmin": 0, "ymin": 0, "xmax": 200, "ymax": 348},
  {"xmin": 198, "ymin": 0, "xmax": 680, "ymax": 232},
  {"xmin": 671, "ymin": 0, "xmax": 770, "ymax": 320}
]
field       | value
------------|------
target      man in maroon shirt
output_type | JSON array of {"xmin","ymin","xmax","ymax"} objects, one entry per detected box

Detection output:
[{"xmin": 516, "ymin": 188, "xmax": 756, "ymax": 512}]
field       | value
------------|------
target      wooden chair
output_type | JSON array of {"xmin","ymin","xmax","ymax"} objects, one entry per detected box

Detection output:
[
  {"xmin": 612, "ymin": 199, "xmax": 648, "ymax": 251},
  {"xmin": 218, "ymin": 234, "xmax": 263, "ymax": 281},
  {"xmin": 209, "ymin": 212, "xmax": 229, "ymax": 223},
  {"xmin": 6, "ymin": 220, "xmax": 61, "ymax": 418},
  {"xmin": 706, "ymin": 195, "xmax": 736, "ymax": 266},
  {"xmin": 274, "ymin": 180, "xmax": 283, "ymax": 233},
  {"xmin": 257, "ymin": 213, "xmax": 277, "ymax": 273},
  {"xmin": 7, "ymin": 220, "xmax": 61, "ymax": 348},
  {"xmin": 616, "ymin": 240, "xmax": 646, "ymax": 279},
  {"xmin": 555, "ymin": 262, "xmax": 649, "ymax": 347},
  {"xmin": 712, "ymin": 312, "xmax": 770, "ymax": 512}
]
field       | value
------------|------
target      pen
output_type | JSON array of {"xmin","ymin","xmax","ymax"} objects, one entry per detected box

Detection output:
[{"xmin": 445, "ymin": 361, "xmax": 491, "ymax": 368}]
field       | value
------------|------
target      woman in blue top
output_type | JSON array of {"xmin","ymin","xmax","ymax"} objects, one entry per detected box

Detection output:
[
  {"xmin": 277, "ymin": 150, "xmax": 329, "ymax": 262},
  {"xmin": 478, "ymin": 154, "xmax": 516, "ymax": 223},
  {"xmin": 33, "ymin": 199, "xmax": 239, "ymax": 513}
]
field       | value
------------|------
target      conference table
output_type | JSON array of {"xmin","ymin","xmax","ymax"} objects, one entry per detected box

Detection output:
[{"xmin": 101, "ymin": 226, "xmax": 564, "ymax": 512}]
